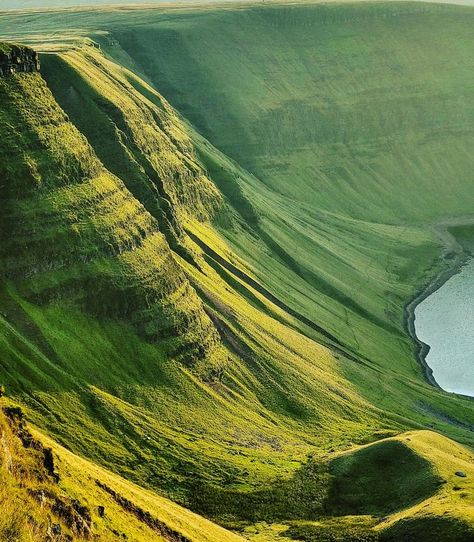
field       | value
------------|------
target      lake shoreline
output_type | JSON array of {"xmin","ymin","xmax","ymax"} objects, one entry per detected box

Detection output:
[{"xmin": 405, "ymin": 220, "xmax": 473, "ymax": 392}]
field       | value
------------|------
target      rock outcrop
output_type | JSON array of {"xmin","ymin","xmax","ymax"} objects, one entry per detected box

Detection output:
[{"xmin": 0, "ymin": 43, "xmax": 39, "ymax": 76}]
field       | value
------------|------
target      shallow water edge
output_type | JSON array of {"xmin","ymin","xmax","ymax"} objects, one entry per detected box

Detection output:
[{"xmin": 405, "ymin": 220, "xmax": 473, "ymax": 394}]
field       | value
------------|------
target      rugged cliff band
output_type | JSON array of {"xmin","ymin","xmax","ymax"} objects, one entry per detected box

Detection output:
[{"xmin": 0, "ymin": 44, "xmax": 40, "ymax": 76}]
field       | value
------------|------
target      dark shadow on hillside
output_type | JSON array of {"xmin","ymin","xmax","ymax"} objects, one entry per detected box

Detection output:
[
  {"xmin": 189, "ymin": 439, "xmax": 442, "ymax": 528},
  {"xmin": 325, "ymin": 440, "xmax": 442, "ymax": 517},
  {"xmin": 380, "ymin": 516, "xmax": 474, "ymax": 542}
]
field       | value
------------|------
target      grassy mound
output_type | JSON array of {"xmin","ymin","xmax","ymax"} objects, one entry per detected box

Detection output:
[
  {"xmin": 272, "ymin": 431, "xmax": 474, "ymax": 541},
  {"xmin": 380, "ymin": 516, "xmax": 474, "ymax": 542},
  {"xmin": 327, "ymin": 440, "xmax": 442, "ymax": 516}
]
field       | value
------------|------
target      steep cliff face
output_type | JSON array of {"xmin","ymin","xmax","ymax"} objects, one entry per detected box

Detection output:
[
  {"xmin": 40, "ymin": 48, "xmax": 225, "ymax": 262},
  {"xmin": 0, "ymin": 66, "xmax": 224, "ymax": 371}
]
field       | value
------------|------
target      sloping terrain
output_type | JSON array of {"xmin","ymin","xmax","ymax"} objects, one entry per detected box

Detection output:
[
  {"xmin": 0, "ymin": 44, "xmax": 388, "ymax": 501},
  {"xmin": 0, "ymin": 2, "xmax": 474, "ymax": 540},
  {"xmin": 101, "ymin": 0, "xmax": 474, "ymax": 365},
  {"xmin": 0, "ymin": 63, "xmax": 223, "ymax": 368},
  {"xmin": 2, "ymin": 397, "xmax": 473, "ymax": 542},
  {"xmin": 0, "ymin": 399, "xmax": 245, "ymax": 542}
]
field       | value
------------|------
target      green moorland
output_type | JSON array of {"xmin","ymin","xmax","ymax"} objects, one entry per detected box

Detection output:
[{"xmin": 0, "ymin": 2, "xmax": 474, "ymax": 540}]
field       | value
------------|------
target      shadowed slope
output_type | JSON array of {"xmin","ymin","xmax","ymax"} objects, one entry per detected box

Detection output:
[
  {"xmin": 327, "ymin": 439, "xmax": 442, "ymax": 516},
  {"xmin": 115, "ymin": 3, "xmax": 474, "ymax": 220}
]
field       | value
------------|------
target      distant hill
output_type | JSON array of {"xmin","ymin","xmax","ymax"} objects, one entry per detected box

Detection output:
[
  {"xmin": 0, "ymin": 0, "xmax": 212, "ymax": 9},
  {"xmin": 3, "ymin": 0, "xmax": 474, "ymax": 12}
]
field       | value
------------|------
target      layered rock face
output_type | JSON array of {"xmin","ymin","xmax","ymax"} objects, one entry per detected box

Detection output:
[
  {"xmin": 40, "ymin": 49, "xmax": 224, "ymax": 265},
  {"xmin": 0, "ymin": 59, "xmax": 224, "ymax": 373},
  {"xmin": 0, "ymin": 44, "xmax": 39, "ymax": 76}
]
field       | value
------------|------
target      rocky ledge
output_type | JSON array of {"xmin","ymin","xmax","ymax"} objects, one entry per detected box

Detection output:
[{"xmin": 0, "ymin": 43, "xmax": 40, "ymax": 76}]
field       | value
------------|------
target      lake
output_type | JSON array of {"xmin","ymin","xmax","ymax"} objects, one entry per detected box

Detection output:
[{"xmin": 414, "ymin": 259, "xmax": 474, "ymax": 397}]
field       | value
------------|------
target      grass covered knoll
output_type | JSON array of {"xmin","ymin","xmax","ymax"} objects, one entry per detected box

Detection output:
[
  {"xmin": 326, "ymin": 439, "xmax": 443, "ymax": 516},
  {"xmin": 376, "ymin": 431, "xmax": 474, "ymax": 541},
  {"xmin": 277, "ymin": 431, "xmax": 474, "ymax": 542}
]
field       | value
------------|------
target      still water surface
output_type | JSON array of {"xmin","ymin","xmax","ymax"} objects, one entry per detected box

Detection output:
[{"xmin": 414, "ymin": 259, "xmax": 474, "ymax": 396}]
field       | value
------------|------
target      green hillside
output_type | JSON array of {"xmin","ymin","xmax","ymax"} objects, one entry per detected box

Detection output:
[
  {"xmin": 0, "ymin": 42, "xmax": 386, "ymax": 501},
  {"xmin": 99, "ymin": 0, "xmax": 474, "ymax": 363},
  {"xmin": 0, "ymin": 2, "xmax": 474, "ymax": 541},
  {"xmin": 0, "ymin": 400, "xmax": 246, "ymax": 542}
]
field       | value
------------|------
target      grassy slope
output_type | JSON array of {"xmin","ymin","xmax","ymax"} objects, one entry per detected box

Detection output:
[
  {"xmin": 104, "ymin": 0, "xmax": 474, "ymax": 359},
  {"xmin": 0, "ymin": 63, "xmax": 306, "ymax": 496},
  {"xmin": 33, "ymin": 38, "xmax": 474, "ymax": 440},
  {"xmin": 93, "ymin": 0, "xmax": 474, "ymax": 441},
  {"xmin": 0, "ymin": 67, "xmax": 224, "ymax": 370},
  {"xmin": 0, "ymin": 2, "xmax": 474, "ymax": 540},
  {"xmin": 0, "ymin": 401, "xmax": 246, "ymax": 542},
  {"xmin": 3, "ymin": 0, "xmax": 473, "ymax": 391},
  {"xmin": 2, "ymin": 399, "xmax": 473, "ymax": 542},
  {"xmin": 0, "ymin": 53, "xmax": 390, "ymax": 495}
]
